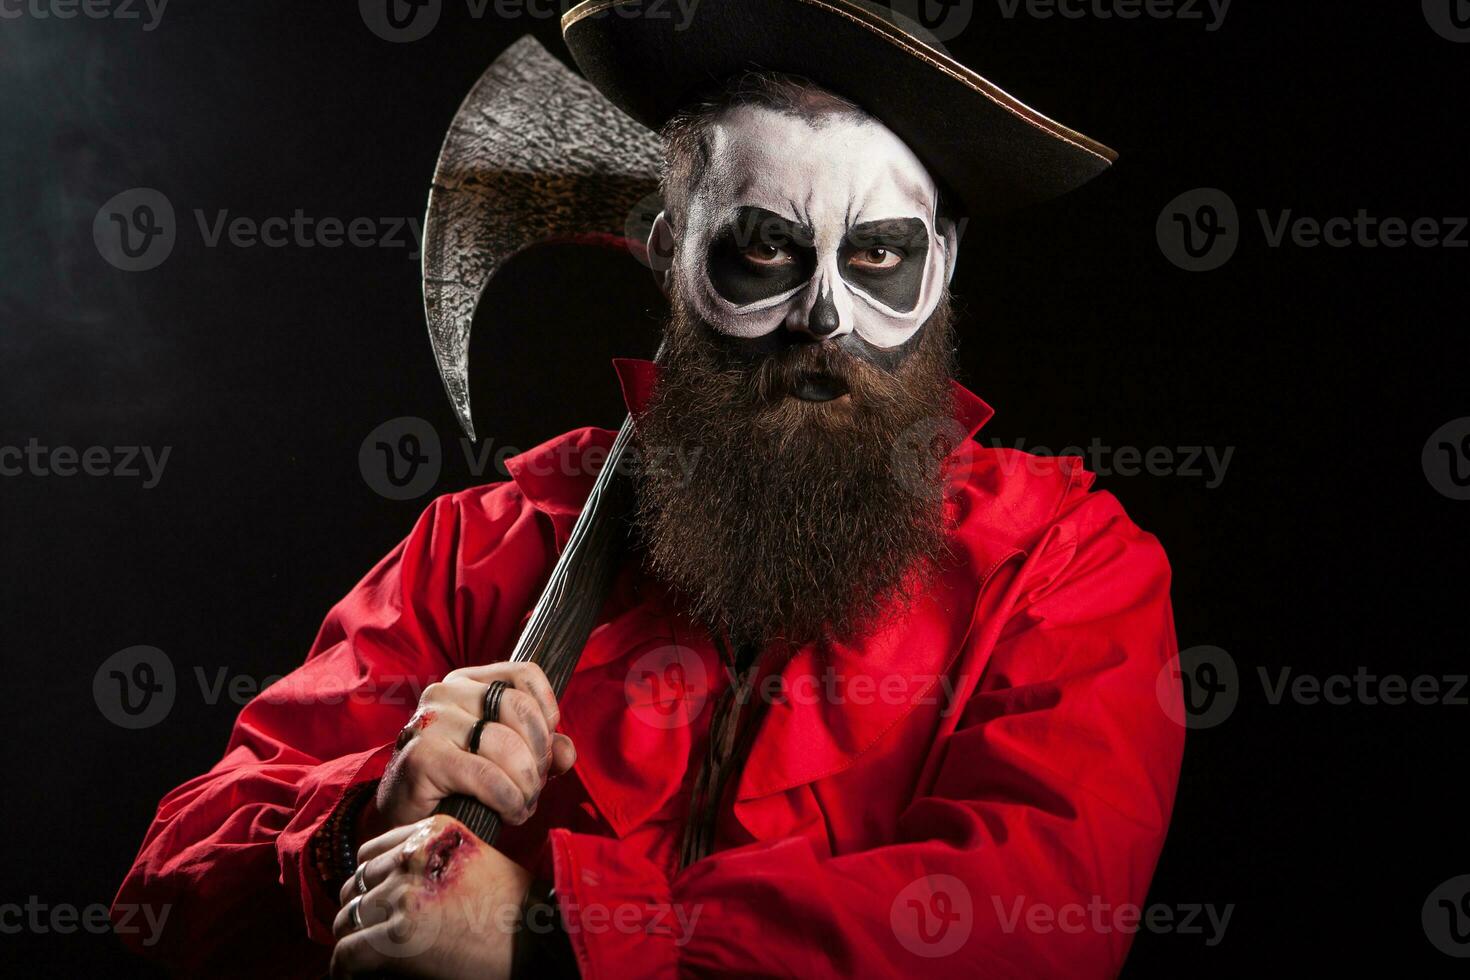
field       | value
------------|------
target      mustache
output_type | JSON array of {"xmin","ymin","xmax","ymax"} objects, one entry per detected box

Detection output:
[{"xmin": 731, "ymin": 334, "xmax": 911, "ymax": 410}]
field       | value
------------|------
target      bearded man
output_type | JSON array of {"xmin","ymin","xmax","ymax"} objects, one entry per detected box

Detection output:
[{"xmin": 114, "ymin": 3, "xmax": 1184, "ymax": 978}]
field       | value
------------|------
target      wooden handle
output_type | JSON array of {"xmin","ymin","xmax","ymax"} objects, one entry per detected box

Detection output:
[{"xmin": 432, "ymin": 415, "xmax": 636, "ymax": 843}]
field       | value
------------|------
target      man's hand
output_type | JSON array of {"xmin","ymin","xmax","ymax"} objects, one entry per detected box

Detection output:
[
  {"xmin": 369, "ymin": 663, "xmax": 576, "ymax": 837},
  {"xmin": 331, "ymin": 815, "xmax": 531, "ymax": 979}
]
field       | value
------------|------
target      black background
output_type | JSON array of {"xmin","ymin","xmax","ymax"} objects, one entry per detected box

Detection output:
[{"xmin": 2, "ymin": 1, "xmax": 1467, "ymax": 975}]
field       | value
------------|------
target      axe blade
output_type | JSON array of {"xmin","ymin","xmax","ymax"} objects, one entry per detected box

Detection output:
[{"xmin": 422, "ymin": 34, "xmax": 663, "ymax": 440}]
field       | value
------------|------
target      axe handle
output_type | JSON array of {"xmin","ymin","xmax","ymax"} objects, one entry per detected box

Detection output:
[{"xmin": 434, "ymin": 414, "xmax": 636, "ymax": 843}]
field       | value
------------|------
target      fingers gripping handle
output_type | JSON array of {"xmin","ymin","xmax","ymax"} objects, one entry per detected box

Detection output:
[{"xmin": 432, "ymin": 416, "xmax": 636, "ymax": 844}]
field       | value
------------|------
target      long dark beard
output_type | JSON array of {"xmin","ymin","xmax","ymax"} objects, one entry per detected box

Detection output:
[
  {"xmin": 638, "ymin": 286, "xmax": 959, "ymax": 867},
  {"xmin": 634, "ymin": 285, "xmax": 958, "ymax": 654}
]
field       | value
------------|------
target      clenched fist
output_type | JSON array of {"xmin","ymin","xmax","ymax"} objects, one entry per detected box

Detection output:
[{"xmin": 365, "ymin": 663, "xmax": 576, "ymax": 839}]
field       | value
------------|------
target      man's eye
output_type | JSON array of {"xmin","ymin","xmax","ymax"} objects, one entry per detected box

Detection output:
[
  {"xmin": 848, "ymin": 247, "xmax": 903, "ymax": 271},
  {"xmin": 740, "ymin": 243, "xmax": 793, "ymax": 267}
]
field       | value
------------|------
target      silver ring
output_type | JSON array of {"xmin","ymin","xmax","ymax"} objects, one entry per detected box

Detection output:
[
  {"xmin": 354, "ymin": 862, "xmax": 368, "ymax": 896},
  {"xmin": 347, "ymin": 894, "xmax": 364, "ymax": 932}
]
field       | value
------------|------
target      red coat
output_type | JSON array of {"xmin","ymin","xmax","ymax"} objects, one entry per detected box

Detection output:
[{"xmin": 113, "ymin": 360, "xmax": 1184, "ymax": 978}]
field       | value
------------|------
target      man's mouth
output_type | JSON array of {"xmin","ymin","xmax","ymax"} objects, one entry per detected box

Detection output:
[{"xmin": 792, "ymin": 372, "xmax": 850, "ymax": 402}]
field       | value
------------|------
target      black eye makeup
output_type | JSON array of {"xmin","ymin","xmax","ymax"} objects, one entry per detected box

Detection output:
[
  {"xmin": 839, "ymin": 217, "xmax": 928, "ymax": 313},
  {"xmin": 707, "ymin": 206, "xmax": 817, "ymax": 305}
]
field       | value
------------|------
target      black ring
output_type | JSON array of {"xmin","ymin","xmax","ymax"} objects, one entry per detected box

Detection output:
[
  {"xmin": 482, "ymin": 680, "xmax": 510, "ymax": 724},
  {"xmin": 468, "ymin": 718, "xmax": 489, "ymax": 755}
]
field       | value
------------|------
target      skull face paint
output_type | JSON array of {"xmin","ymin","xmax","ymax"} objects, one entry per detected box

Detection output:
[{"xmin": 660, "ymin": 103, "xmax": 958, "ymax": 362}]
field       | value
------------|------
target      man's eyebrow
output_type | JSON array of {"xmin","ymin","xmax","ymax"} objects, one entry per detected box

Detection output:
[
  {"xmin": 846, "ymin": 217, "xmax": 928, "ymax": 245},
  {"xmin": 788, "ymin": 197, "xmax": 816, "ymax": 240},
  {"xmin": 751, "ymin": 205, "xmax": 798, "ymax": 226},
  {"xmin": 721, "ymin": 206, "xmax": 815, "ymax": 246}
]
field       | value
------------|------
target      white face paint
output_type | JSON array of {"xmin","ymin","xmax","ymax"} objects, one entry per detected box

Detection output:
[{"xmin": 657, "ymin": 104, "xmax": 958, "ymax": 353}]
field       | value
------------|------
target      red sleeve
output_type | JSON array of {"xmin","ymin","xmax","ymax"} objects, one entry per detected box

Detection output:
[
  {"xmin": 547, "ymin": 486, "xmax": 1185, "ymax": 980},
  {"xmin": 111, "ymin": 483, "xmax": 551, "ymax": 976}
]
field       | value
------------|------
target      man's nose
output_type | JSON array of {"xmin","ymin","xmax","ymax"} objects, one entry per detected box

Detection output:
[{"xmin": 787, "ymin": 285, "xmax": 843, "ymax": 338}]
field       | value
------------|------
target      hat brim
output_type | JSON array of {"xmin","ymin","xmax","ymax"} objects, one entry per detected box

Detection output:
[{"xmin": 561, "ymin": 0, "xmax": 1116, "ymax": 216}]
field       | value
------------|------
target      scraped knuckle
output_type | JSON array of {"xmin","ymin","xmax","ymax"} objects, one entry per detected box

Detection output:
[{"xmin": 427, "ymin": 812, "xmax": 464, "ymax": 835}]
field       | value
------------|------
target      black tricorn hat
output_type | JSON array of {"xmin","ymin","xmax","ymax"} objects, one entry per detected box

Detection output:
[{"xmin": 561, "ymin": 0, "xmax": 1117, "ymax": 217}]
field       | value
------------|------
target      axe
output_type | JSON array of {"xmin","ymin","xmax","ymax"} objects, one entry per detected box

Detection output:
[{"xmin": 421, "ymin": 35, "xmax": 663, "ymax": 844}]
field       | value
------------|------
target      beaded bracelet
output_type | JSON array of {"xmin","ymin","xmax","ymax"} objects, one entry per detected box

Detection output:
[{"xmin": 314, "ymin": 782, "xmax": 376, "ymax": 886}]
